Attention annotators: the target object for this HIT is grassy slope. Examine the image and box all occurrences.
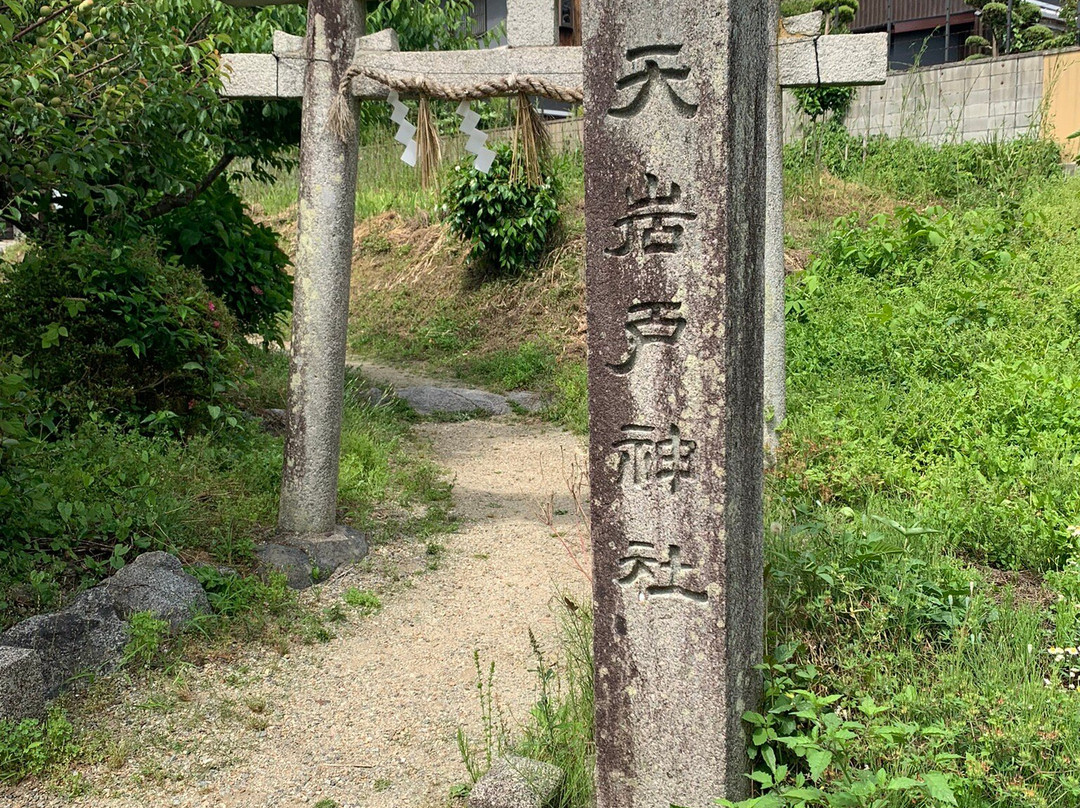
[343,142,1080,804]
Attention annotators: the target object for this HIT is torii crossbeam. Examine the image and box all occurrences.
[216,0,886,544]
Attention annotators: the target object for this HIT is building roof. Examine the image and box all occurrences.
[854,0,1063,31]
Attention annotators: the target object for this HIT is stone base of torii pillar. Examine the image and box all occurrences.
[216,0,885,557]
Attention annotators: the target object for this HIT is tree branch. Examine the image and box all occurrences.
[9,2,79,44]
[185,13,212,46]
[144,152,235,221]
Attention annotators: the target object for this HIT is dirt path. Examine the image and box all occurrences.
[4,393,589,808]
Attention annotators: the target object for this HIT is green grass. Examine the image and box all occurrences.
[0,347,455,786]
[245,129,1080,805]
[238,144,436,220]
[343,587,382,614]
[441,138,1080,807]
[779,186,1080,571]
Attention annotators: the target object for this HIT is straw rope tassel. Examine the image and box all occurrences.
[510,93,549,185]
[415,96,442,188]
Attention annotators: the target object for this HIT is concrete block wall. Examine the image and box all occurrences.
[782,49,1079,148]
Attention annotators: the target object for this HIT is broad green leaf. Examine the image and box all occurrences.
[805,748,832,783]
[922,772,957,806]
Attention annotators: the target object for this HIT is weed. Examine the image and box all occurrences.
[451,342,557,392]
[323,603,348,624]
[122,612,171,669]
[448,782,471,800]
[343,587,382,614]
[516,600,594,808]
[457,651,507,783]
[298,613,335,644]
[426,539,445,570]
[0,709,79,784]
[313,800,339,808]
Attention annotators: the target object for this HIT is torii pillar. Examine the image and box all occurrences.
[280,0,366,537]
[222,0,366,537]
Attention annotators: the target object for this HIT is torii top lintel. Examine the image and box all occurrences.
[217,7,887,99]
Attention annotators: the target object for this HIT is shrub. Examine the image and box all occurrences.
[443,146,561,277]
[157,179,292,342]
[0,235,239,420]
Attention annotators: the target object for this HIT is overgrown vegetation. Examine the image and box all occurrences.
[785,124,1062,211]
[0,0,462,791]
[347,149,585,424]
[418,126,1080,805]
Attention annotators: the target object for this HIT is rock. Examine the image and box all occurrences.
[255,543,316,590]
[506,391,545,413]
[288,526,369,575]
[100,551,210,632]
[0,647,46,721]
[0,587,128,698]
[256,526,369,589]
[397,386,511,416]
[468,756,564,808]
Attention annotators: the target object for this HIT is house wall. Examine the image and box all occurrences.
[1044,50,1080,160]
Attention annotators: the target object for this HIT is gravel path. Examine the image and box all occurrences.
[3,414,589,808]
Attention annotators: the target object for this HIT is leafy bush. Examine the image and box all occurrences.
[0,355,38,471]
[818,206,949,278]
[0,235,237,419]
[444,146,561,277]
[792,86,854,124]
[0,0,304,236]
[157,179,292,341]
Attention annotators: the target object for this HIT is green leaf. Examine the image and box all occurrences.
[805,748,832,782]
[921,772,957,806]
[887,777,920,790]
[781,787,824,799]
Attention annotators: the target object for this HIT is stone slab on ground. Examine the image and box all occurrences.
[0,587,129,698]
[398,386,512,416]
[0,646,46,721]
[468,756,564,808]
[100,551,210,632]
[256,525,370,589]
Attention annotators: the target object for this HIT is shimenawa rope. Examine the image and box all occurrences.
[327,63,583,142]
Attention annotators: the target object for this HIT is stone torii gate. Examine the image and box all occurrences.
[216,0,885,544]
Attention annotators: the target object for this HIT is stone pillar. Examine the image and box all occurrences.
[582,1,767,805]
[764,0,786,454]
[279,0,366,536]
